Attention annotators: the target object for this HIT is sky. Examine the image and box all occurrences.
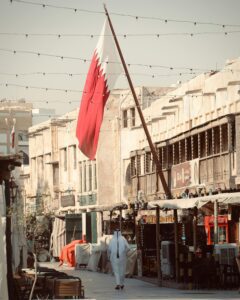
[0,0,240,117]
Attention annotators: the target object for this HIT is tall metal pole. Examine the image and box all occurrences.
[104,5,171,199]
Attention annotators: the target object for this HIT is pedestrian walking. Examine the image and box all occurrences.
[108,229,130,290]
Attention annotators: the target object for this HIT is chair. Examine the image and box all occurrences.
[13,273,44,300]
[52,277,84,299]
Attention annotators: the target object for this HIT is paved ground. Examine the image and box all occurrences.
[40,262,240,300]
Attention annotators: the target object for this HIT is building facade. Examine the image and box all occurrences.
[25,87,170,245]
[127,58,240,252]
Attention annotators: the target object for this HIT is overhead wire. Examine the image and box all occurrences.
[10,0,240,29]
[0,31,240,38]
[0,71,197,78]
[0,48,216,72]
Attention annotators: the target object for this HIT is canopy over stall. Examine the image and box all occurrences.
[147,192,240,210]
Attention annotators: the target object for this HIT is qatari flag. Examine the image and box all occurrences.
[76,19,121,159]
[11,123,15,149]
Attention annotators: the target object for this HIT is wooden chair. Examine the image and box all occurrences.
[13,273,44,300]
[53,277,84,299]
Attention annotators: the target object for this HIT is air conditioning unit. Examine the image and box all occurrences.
[161,241,175,278]
[214,243,238,265]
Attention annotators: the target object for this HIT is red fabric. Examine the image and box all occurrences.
[11,125,15,148]
[59,239,85,267]
[76,51,109,160]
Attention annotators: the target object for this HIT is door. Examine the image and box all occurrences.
[65,214,82,244]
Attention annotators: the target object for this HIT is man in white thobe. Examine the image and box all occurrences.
[108,229,130,290]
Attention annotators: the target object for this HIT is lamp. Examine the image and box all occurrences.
[9,178,18,200]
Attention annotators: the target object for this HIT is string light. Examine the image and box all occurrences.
[1,31,240,38]
[0,71,198,78]
[0,48,215,72]
[1,82,81,93]
[0,82,208,99]
[11,0,103,15]
[10,0,240,29]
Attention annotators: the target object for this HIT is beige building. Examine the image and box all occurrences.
[127,58,240,204]
[26,87,170,244]
[26,54,240,246]
[0,99,32,160]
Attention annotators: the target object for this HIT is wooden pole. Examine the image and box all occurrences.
[174,209,179,282]
[100,211,104,236]
[119,208,122,231]
[193,207,197,252]
[214,200,218,244]
[103,5,171,199]
[155,206,161,286]
[109,211,112,234]
[5,179,14,300]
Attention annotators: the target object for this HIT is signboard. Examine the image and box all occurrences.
[171,158,199,189]
[61,195,75,207]
[142,214,174,224]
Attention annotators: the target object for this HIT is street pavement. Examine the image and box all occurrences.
[40,262,240,300]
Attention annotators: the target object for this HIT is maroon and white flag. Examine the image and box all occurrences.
[76,19,121,160]
[11,123,15,149]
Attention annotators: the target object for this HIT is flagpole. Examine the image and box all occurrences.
[103,5,171,199]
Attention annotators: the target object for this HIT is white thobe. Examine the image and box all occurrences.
[108,230,130,286]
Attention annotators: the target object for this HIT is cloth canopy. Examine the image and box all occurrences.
[147,192,240,210]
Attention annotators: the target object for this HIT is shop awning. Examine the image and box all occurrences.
[148,197,203,210]
[87,202,128,212]
[58,202,128,213]
[147,192,240,210]
[57,206,87,214]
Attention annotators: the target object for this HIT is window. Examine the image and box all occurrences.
[122,110,128,128]
[180,140,185,163]
[173,143,179,165]
[207,129,213,156]
[63,148,67,171]
[163,147,167,169]
[88,163,92,191]
[130,107,135,127]
[157,147,162,168]
[93,160,97,189]
[186,137,191,161]
[73,145,77,169]
[168,145,173,167]
[199,132,206,158]
[79,162,82,193]
[83,161,87,192]
[18,131,28,142]
[214,127,220,154]
[145,152,151,173]
[192,135,198,159]
[137,155,141,175]
[221,124,228,152]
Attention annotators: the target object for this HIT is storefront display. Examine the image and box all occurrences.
[204,215,228,245]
